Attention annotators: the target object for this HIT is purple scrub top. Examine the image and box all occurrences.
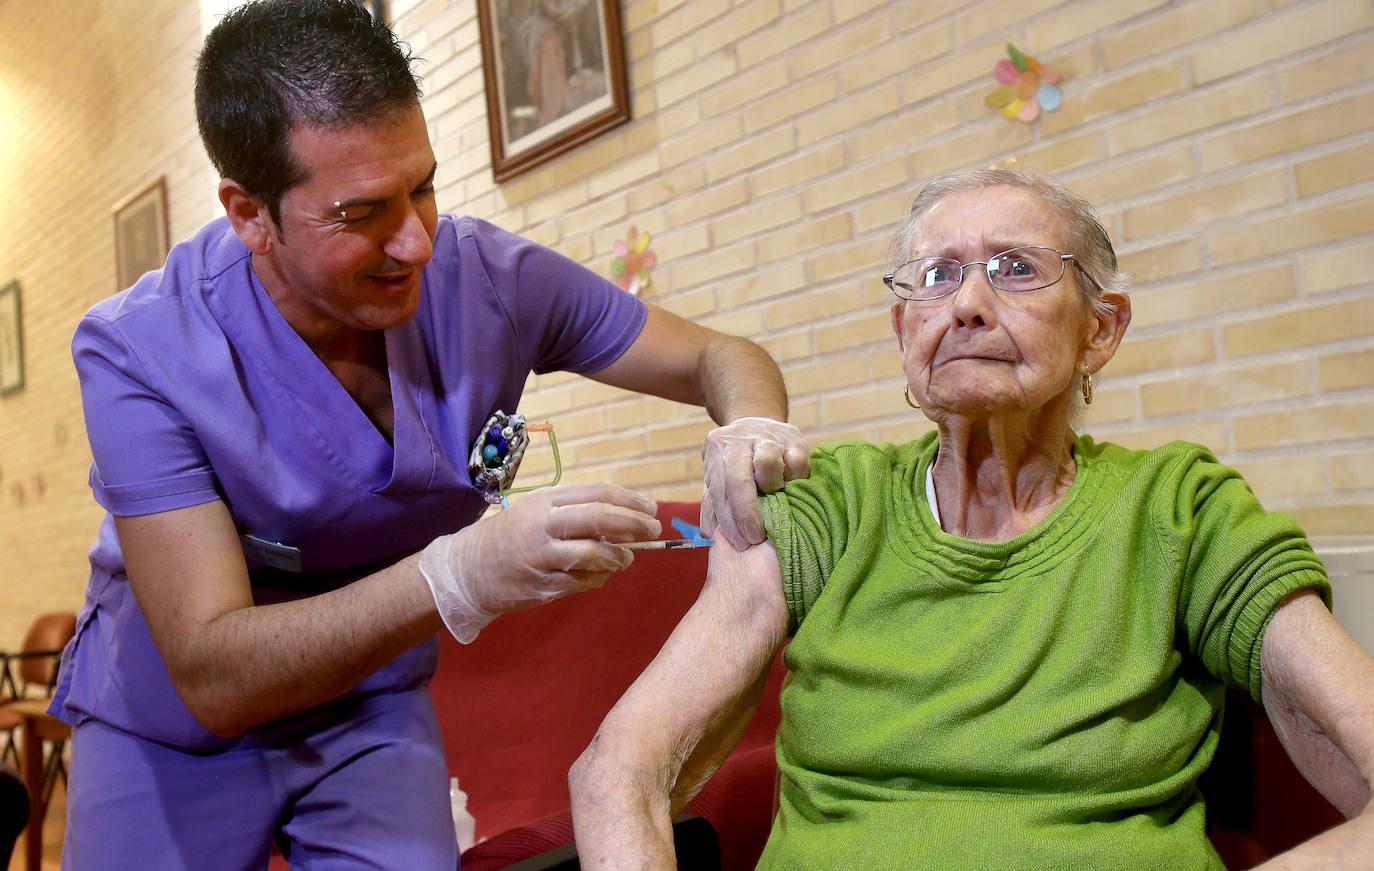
[52,215,647,751]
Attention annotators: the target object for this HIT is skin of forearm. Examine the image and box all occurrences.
[570,735,678,869]
[1254,808,1374,869]
[698,334,788,424]
[175,553,443,736]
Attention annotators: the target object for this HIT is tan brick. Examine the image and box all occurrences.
[1199,91,1374,172]
[716,262,808,307]
[1230,454,1327,499]
[705,125,796,182]
[610,397,683,429]
[839,24,954,94]
[1027,0,1171,51]
[1302,240,1374,295]
[1040,60,1188,137]
[1108,328,1215,376]
[1319,349,1374,392]
[901,47,995,104]
[645,419,716,453]
[1061,146,1194,205]
[546,407,608,440]
[694,0,782,56]
[1100,420,1227,454]
[802,155,909,214]
[639,38,697,85]
[956,0,1068,44]
[807,235,889,285]
[1234,401,1374,450]
[878,416,939,445]
[1288,502,1374,536]
[664,178,749,226]
[628,166,707,212]
[712,194,804,245]
[1004,131,1108,176]
[1085,385,1138,425]
[905,121,1035,178]
[1296,140,1374,199]
[1279,35,1374,102]
[1192,0,1374,85]
[545,131,627,185]
[1122,168,1287,241]
[760,327,815,364]
[783,355,869,396]
[834,0,888,23]
[700,60,789,117]
[577,433,649,466]
[1109,76,1273,154]
[1210,193,1374,266]
[790,14,888,80]
[758,213,853,264]
[1131,264,1296,330]
[751,142,847,197]
[745,73,840,132]
[822,381,910,425]
[1331,451,1374,491]
[517,385,576,418]
[670,241,755,290]
[766,282,865,330]
[1141,360,1309,417]
[649,0,729,48]
[655,51,737,107]
[1224,297,1374,358]
[1100,0,1263,69]
[616,457,692,489]
[652,223,711,260]
[846,98,962,164]
[816,310,896,354]
[570,378,633,407]
[660,114,744,169]
[736,3,831,69]
[896,0,967,32]
[797,83,901,146]
[588,149,662,199]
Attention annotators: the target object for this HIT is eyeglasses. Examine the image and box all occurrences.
[883,245,1103,301]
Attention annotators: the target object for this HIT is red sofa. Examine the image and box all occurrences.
[279,501,1341,869]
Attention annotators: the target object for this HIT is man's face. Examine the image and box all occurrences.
[259,104,439,336]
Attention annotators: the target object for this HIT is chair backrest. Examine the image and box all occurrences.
[17,612,77,690]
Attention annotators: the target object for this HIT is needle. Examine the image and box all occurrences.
[621,538,714,551]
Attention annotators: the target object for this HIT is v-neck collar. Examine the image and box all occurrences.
[207,256,439,494]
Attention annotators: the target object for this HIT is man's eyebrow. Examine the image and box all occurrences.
[332,164,439,209]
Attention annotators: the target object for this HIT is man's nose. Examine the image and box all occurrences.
[386,204,433,266]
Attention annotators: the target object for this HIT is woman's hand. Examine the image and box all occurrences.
[420,483,661,642]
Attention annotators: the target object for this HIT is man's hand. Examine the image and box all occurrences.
[700,417,810,548]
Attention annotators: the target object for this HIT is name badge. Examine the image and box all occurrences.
[241,534,304,574]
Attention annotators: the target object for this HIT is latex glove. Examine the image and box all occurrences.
[420,483,661,643]
[700,416,810,549]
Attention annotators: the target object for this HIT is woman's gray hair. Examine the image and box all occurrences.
[892,169,1128,318]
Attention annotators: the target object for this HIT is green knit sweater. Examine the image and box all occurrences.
[756,434,1330,871]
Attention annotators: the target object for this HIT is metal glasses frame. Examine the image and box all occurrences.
[883,246,1106,301]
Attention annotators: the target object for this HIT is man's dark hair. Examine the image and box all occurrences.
[195,0,423,228]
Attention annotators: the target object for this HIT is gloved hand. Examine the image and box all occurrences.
[700,416,810,549]
[420,483,661,643]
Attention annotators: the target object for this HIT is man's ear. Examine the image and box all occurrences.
[219,178,276,255]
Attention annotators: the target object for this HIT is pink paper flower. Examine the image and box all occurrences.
[610,226,656,295]
[986,43,1063,123]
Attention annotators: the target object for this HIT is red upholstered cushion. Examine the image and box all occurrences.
[428,501,785,845]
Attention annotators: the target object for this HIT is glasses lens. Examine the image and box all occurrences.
[893,258,961,299]
[987,247,1062,292]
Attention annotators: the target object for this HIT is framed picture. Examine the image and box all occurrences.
[0,280,23,396]
[113,177,170,290]
[476,0,630,183]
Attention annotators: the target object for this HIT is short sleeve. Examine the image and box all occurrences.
[759,447,852,634]
[72,314,220,516]
[467,218,647,375]
[1160,446,1332,702]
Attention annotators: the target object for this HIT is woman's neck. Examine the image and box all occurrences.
[930,408,1077,543]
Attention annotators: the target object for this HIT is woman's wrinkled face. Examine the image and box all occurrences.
[892,187,1097,420]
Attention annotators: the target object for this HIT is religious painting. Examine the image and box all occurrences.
[113,177,170,290]
[0,280,23,396]
[476,0,630,182]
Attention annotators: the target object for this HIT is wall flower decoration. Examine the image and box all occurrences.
[985,43,1063,123]
[610,226,656,296]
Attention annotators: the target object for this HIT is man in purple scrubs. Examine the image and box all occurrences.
[50,1,808,867]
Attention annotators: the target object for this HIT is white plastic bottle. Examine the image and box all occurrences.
[450,776,477,852]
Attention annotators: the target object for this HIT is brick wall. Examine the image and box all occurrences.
[1,0,1371,648]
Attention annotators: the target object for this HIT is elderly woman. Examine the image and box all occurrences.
[569,170,1374,869]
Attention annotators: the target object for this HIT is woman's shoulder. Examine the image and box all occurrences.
[1078,435,1222,476]
[808,432,936,481]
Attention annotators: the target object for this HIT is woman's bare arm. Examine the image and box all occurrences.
[570,536,789,869]
[1254,591,1374,868]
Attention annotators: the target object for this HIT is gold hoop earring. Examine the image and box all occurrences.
[1081,370,1094,406]
[904,385,920,409]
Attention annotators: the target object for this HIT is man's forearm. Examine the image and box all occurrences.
[698,334,787,424]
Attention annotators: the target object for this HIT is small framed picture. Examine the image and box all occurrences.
[476,0,631,183]
[0,280,23,396]
[113,177,170,290]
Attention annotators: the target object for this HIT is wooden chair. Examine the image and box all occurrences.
[0,612,77,817]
